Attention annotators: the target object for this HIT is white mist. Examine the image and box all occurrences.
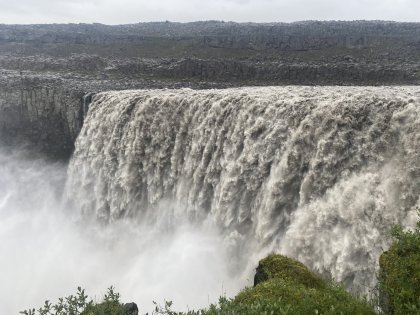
[0,149,246,314]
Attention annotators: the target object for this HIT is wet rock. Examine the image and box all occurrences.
[124,302,139,315]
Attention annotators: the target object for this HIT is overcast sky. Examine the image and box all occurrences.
[0,0,419,24]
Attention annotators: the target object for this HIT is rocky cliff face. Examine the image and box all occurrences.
[1,21,419,50]
[0,73,82,158]
[0,21,419,159]
[0,71,229,159]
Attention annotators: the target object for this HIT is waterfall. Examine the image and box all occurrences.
[67,86,420,294]
[82,92,96,119]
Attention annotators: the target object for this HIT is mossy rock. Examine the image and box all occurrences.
[231,254,375,315]
[378,221,420,315]
[253,254,324,289]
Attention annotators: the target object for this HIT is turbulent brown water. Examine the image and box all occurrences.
[67,86,420,294]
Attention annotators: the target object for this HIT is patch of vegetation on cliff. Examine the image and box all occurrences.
[152,254,375,315]
[21,254,376,315]
[201,255,374,315]
[252,254,325,288]
[378,212,420,315]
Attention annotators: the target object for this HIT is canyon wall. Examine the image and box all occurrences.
[0,21,419,158]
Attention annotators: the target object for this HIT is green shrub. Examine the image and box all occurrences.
[215,254,374,315]
[20,287,129,315]
[153,254,375,315]
[232,276,374,315]
[253,254,325,288]
[23,254,377,315]
[378,211,420,315]
[82,287,128,315]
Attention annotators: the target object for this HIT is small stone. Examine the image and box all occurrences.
[124,302,139,315]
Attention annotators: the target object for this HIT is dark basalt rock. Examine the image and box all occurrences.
[0,21,419,160]
[124,302,139,315]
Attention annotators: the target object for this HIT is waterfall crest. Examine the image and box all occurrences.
[67,86,420,293]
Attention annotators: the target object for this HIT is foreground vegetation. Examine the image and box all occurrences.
[22,213,419,315]
[20,287,130,315]
[378,215,420,314]
[20,255,374,315]
[170,254,375,315]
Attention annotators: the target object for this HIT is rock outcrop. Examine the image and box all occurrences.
[123,302,139,315]
[0,21,419,159]
[0,73,82,158]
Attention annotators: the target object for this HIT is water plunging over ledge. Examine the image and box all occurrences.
[67,86,420,293]
[1,86,419,313]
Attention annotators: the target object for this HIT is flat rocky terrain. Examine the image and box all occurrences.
[0,21,419,158]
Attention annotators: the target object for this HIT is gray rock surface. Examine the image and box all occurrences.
[123,302,138,315]
[0,71,228,159]
[0,21,419,159]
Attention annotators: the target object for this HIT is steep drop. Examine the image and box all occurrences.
[67,86,420,293]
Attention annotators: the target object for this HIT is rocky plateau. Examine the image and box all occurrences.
[0,21,419,159]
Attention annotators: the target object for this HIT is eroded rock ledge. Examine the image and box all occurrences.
[1,21,419,159]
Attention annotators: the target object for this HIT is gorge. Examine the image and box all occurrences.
[0,21,419,314]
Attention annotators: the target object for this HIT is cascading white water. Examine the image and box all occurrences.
[67,86,420,295]
[1,86,419,313]
[0,148,242,314]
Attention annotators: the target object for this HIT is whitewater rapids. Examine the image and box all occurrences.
[67,86,420,294]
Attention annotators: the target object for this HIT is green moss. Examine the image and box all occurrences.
[231,277,374,314]
[379,215,420,315]
[227,254,375,315]
[21,254,379,315]
[147,255,376,315]
[253,254,325,288]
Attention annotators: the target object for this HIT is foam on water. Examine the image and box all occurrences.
[1,86,419,313]
[68,86,419,293]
